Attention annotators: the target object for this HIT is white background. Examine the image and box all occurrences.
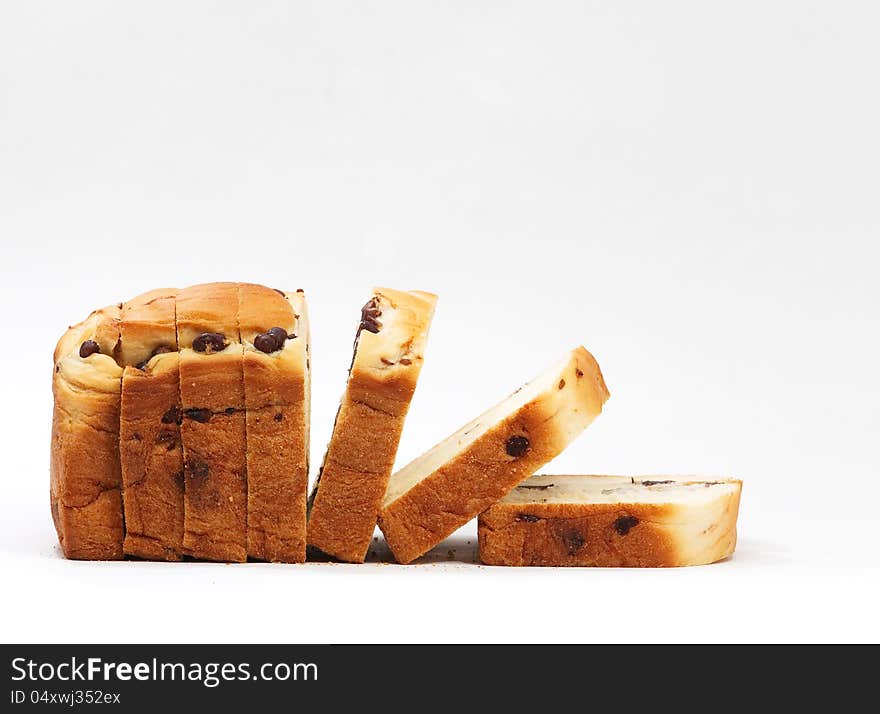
[1,1,878,643]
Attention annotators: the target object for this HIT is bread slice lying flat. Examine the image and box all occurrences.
[308,288,436,563]
[378,346,609,564]
[119,288,184,561]
[239,285,310,563]
[176,283,248,562]
[51,304,125,560]
[478,475,742,567]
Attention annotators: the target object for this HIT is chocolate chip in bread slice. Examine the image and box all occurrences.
[478,475,742,566]
[378,346,609,564]
[118,288,184,561]
[175,283,247,562]
[51,304,125,560]
[238,284,310,562]
[307,288,437,563]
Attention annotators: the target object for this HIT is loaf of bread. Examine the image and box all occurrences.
[307,288,436,562]
[51,282,310,562]
[378,346,609,564]
[240,285,310,563]
[119,288,184,561]
[478,475,742,567]
[51,305,125,560]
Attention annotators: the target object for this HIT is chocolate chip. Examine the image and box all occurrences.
[287,333,297,340]
[399,358,412,366]
[641,480,674,486]
[253,333,278,353]
[273,413,283,422]
[516,513,541,522]
[225,406,237,415]
[613,515,639,536]
[161,405,182,425]
[359,297,383,334]
[79,340,101,358]
[192,332,227,353]
[184,408,212,423]
[156,431,177,450]
[575,368,584,378]
[186,459,209,479]
[561,529,586,555]
[267,326,288,344]
[380,357,394,365]
[518,483,555,491]
[505,435,530,458]
[132,432,142,441]
[558,378,566,390]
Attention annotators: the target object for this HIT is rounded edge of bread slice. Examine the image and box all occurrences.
[51,304,125,560]
[478,475,742,567]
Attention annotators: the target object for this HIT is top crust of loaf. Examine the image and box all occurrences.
[118,288,178,367]
[176,282,241,347]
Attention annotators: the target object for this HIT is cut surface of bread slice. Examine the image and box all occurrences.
[308,288,436,563]
[239,284,310,562]
[478,475,742,567]
[51,304,124,560]
[176,283,247,562]
[119,288,184,561]
[378,346,609,564]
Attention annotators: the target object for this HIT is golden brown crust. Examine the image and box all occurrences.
[176,283,247,562]
[239,284,309,562]
[478,479,742,567]
[378,347,609,564]
[119,289,184,561]
[50,305,124,560]
[307,288,436,563]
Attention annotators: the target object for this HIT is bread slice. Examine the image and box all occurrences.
[239,284,310,562]
[308,288,436,563]
[175,283,247,562]
[50,304,124,560]
[478,475,742,567]
[378,346,609,564]
[119,288,184,561]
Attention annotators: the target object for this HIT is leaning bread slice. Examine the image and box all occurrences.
[478,475,742,567]
[239,284,310,562]
[119,288,184,561]
[176,283,247,562]
[308,288,437,563]
[51,304,124,560]
[378,346,609,564]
